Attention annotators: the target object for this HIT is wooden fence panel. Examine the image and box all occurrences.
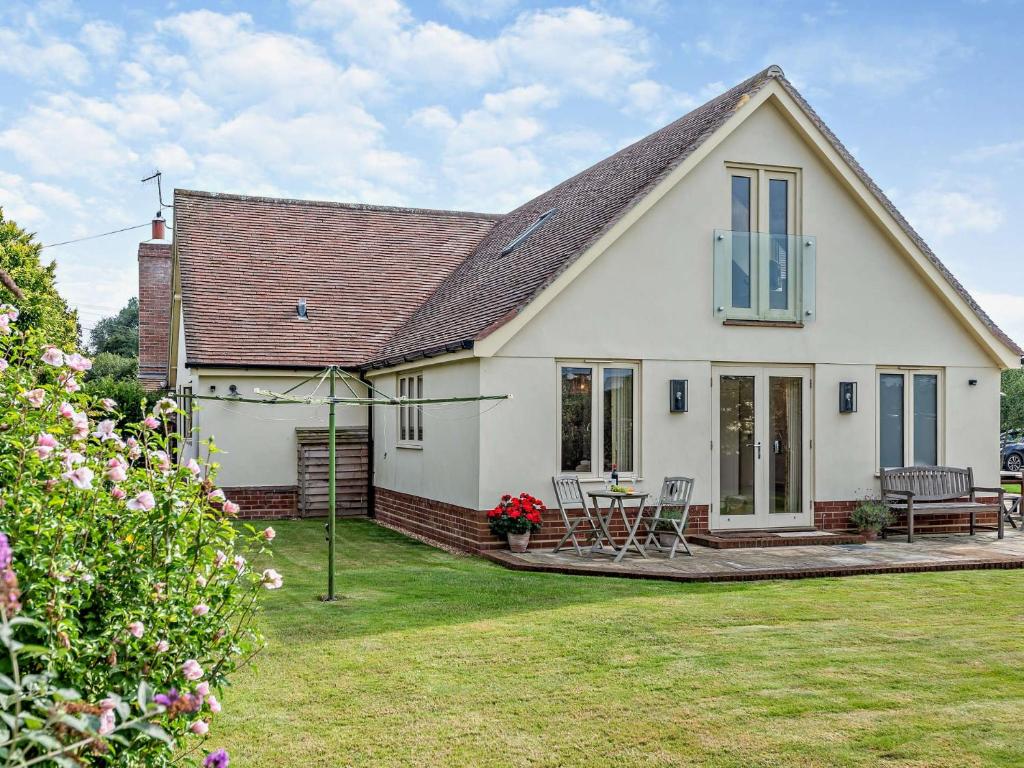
[296,427,369,518]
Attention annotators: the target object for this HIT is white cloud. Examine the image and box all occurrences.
[291,1,650,96]
[955,140,1024,164]
[442,0,518,20]
[0,26,89,84]
[78,21,124,58]
[624,79,697,124]
[904,186,1004,239]
[0,171,83,229]
[973,291,1024,348]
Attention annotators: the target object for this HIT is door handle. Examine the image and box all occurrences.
[745,441,762,459]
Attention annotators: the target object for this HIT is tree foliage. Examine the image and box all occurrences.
[0,208,78,350]
[90,298,138,358]
[1001,369,1024,434]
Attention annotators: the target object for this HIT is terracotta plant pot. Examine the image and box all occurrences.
[861,529,879,541]
[507,532,530,553]
[658,532,677,549]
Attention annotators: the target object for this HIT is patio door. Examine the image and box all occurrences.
[711,366,812,529]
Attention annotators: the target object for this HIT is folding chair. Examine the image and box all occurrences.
[551,475,601,555]
[1003,471,1023,530]
[641,476,694,558]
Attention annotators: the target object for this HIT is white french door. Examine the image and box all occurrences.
[711,366,812,529]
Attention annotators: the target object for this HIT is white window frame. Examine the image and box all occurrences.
[876,368,944,469]
[720,163,803,322]
[397,371,424,448]
[556,361,640,480]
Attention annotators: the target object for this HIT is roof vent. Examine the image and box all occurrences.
[766,64,785,78]
[500,208,558,256]
[296,298,308,320]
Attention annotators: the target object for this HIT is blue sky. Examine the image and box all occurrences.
[1,0,1022,343]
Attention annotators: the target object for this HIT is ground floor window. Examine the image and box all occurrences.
[398,372,423,446]
[878,369,941,468]
[558,362,638,477]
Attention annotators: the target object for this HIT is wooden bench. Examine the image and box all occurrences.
[880,466,1004,543]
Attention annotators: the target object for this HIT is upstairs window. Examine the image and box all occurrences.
[714,165,815,323]
[398,372,423,446]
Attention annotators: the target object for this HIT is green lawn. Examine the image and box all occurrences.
[213,520,1024,767]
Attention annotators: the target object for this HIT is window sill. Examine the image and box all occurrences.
[722,319,804,329]
[397,443,423,451]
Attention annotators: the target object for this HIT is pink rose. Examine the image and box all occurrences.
[71,414,89,441]
[192,603,209,617]
[100,397,117,412]
[155,639,169,653]
[222,500,239,516]
[182,659,203,681]
[232,555,246,573]
[213,550,227,568]
[0,304,17,321]
[23,388,45,408]
[58,372,79,393]
[40,346,64,366]
[93,419,118,442]
[35,433,58,459]
[111,486,126,500]
[142,416,159,430]
[0,316,9,336]
[99,709,115,735]
[0,358,8,373]
[195,682,210,697]
[66,353,92,372]
[186,458,201,477]
[208,489,225,502]
[207,694,221,714]
[62,467,95,490]
[262,526,276,541]
[105,457,128,483]
[261,568,283,590]
[128,621,144,639]
[151,450,172,474]
[126,490,155,511]
[190,720,209,736]
[126,437,141,460]
[58,402,75,420]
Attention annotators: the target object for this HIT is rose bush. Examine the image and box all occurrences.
[0,306,281,766]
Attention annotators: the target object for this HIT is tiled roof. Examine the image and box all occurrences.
[174,190,499,368]
[374,64,1022,362]
[175,65,1021,368]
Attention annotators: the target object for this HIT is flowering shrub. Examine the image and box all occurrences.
[0,307,282,766]
[0,532,173,765]
[487,493,546,537]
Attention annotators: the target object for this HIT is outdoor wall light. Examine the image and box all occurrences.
[228,384,240,398]
[839,381,857,413]
[670,379,688,413]
[968,379,978,386]
[208,385,216,393]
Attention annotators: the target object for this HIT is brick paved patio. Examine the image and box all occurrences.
[482,528,1024,582]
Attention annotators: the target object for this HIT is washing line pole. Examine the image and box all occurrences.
[327,366,337,602]
[186,372,510,602]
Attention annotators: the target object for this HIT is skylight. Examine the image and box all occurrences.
[500,208,558,256]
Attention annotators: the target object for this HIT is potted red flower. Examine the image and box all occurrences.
[487,492,545,553]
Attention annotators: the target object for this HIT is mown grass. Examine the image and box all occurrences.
[213,519,1024,767]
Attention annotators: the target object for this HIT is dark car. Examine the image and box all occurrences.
[1003,440,1024,472]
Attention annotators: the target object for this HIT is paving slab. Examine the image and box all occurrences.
[482,529,1024,583]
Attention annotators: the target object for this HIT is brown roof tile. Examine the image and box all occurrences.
[174,190,499,368]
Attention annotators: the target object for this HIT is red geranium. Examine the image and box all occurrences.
[487,491,546,537]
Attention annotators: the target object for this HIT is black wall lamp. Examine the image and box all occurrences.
[670,379,688,412]
[839,381,857,413]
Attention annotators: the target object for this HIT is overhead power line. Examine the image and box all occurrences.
[41,223,150,250]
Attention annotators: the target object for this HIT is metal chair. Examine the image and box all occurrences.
[641,476,694,558]
[551,475,600,555]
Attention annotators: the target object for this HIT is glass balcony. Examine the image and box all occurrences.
[713,230,816,323]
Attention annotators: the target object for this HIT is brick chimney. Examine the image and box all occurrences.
[138,217,172,391]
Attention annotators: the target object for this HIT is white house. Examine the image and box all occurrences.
[140,65,1022,551]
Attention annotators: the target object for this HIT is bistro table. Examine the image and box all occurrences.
[586,490,651,563]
